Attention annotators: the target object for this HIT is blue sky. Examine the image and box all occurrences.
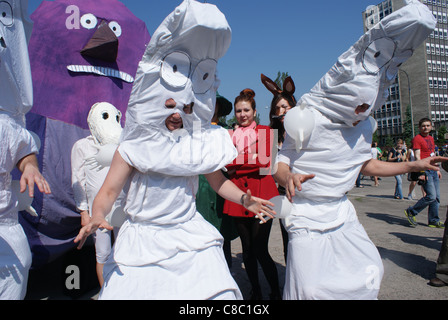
[28,0,378,124]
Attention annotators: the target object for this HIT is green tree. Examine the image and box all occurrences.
[437,125,447,145]
[402,105,414,147]
[385,135,394,148]
[274,71,290,88]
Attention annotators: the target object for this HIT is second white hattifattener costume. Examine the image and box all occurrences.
[71,102,124,265]
[278,0,436,300]
[0,0,38,300]
[98,0,242,300]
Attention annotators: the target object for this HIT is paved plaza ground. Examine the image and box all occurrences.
[25,175,448,300]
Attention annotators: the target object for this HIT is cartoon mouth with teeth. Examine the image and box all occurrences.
[66,18,135,83]
[27,0,150,129]
[22,0,150,269]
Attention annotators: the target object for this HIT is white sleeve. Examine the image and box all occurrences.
[71,139,89,212]
[277,133,296,166]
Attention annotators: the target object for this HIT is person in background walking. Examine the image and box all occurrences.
[388,139,407,199]
[405,118,445,228]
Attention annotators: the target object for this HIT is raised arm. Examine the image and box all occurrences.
[361,156,448,177]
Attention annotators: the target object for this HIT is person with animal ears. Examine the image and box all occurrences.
[74,0,276,300]
[263,74,297,149]
[261,73,297,263]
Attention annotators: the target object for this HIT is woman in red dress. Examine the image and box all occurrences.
[223,89,281,300]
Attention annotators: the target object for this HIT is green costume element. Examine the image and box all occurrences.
[196,175,238,241]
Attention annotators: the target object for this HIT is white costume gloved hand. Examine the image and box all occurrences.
[85,143,118,171]
[11,180,38,217]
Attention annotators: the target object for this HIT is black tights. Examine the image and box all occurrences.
[235,217,280,298]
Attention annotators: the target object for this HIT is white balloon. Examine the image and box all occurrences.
[268,195,293,219]
[284,104,315,152]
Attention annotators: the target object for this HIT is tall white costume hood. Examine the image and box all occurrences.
[289,0,436,131]
[277,1,437,300]
[278,0,437,214]
[0,0,33,122]
[119,0,237,176]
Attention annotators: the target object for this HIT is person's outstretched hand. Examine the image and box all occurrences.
[74,215,113,250]
[243,189,276,224]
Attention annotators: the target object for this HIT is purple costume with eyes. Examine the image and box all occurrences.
[22,0,150,268]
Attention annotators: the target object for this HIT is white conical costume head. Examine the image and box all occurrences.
[123,0,231,136]
[0,0,33,120]
[294,0,436,127]
[87,102,123,146]
[119,0,236,176]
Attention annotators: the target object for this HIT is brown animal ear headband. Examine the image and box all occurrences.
[261,73,296,103]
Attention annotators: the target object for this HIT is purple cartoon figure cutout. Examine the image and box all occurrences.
[23,0,150,268]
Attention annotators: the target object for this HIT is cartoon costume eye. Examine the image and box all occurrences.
[0,1,13,27]
[108,21,122,37]
[362,38,396,74]
[80,13,98,30]
[386,50,412,81]
[192,59,217,94]
[102,112,109,120]
[160,52,191,88]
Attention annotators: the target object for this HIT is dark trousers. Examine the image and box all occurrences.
[436,213,448,283]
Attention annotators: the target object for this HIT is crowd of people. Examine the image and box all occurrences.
[2,0,448,301]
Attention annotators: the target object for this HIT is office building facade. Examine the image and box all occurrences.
[363,0,448,145]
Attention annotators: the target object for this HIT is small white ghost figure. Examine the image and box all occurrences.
[84,102,123,170]
[88,102,123,146]
[72,102,125,227]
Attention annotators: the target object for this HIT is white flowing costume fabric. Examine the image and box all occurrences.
[0,0,37,300]
[278,0,436,300]
[99,0,241,300]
